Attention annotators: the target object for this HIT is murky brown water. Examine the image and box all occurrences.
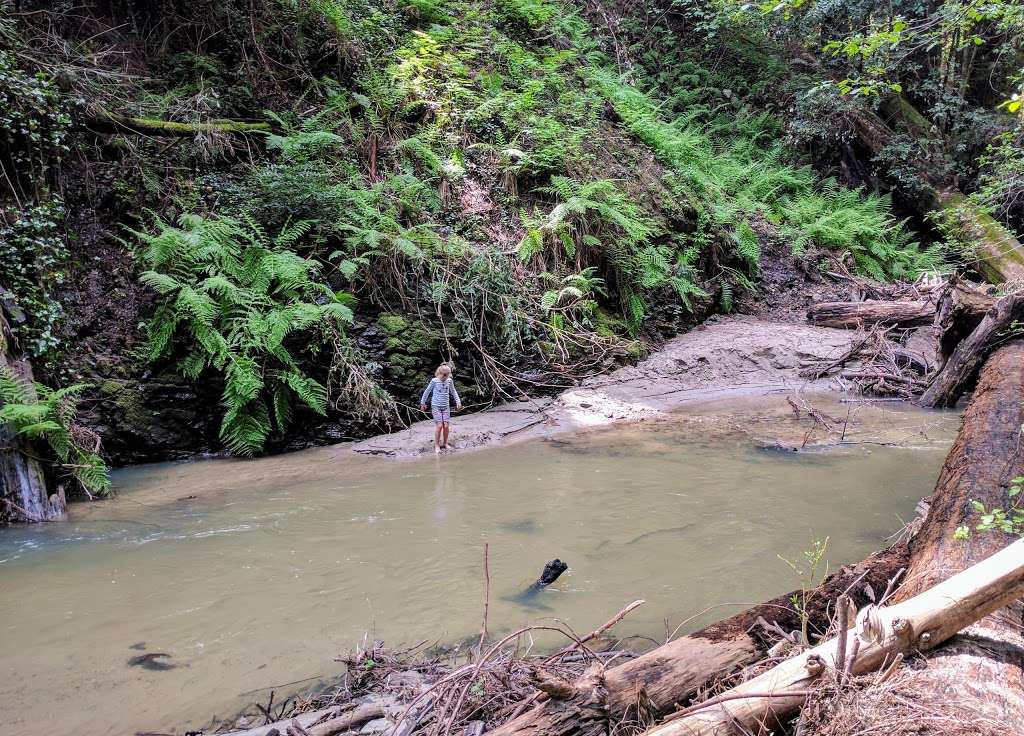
[0,393,957,736]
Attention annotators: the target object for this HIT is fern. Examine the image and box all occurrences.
[0,369,111,496]
[132,213,354,456]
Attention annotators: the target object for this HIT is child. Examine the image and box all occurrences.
[420,363,462,454]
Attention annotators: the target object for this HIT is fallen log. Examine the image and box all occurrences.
[934,276,999,367]
[888,339,1024,727]
[937,191,1024,285]
[806,299,936,329]
[485,543,910,736]
[918,293,1024,407]
[82,112,271,137]
[640,537,1024,736]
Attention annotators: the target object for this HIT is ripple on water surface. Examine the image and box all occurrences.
[0,392,958,736]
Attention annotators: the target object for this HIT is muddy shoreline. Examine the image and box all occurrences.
[352,315,863,458]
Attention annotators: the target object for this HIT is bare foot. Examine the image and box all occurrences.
[434,445,441,455]
[444,444,452,452]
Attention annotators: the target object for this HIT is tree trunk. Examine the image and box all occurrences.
[806,299,937,328]
[919,294,1024,407]
[888,339,1024,727]
[0,354,65,523]
[485,543,910,736]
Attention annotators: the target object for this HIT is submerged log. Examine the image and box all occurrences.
[486,544,909,736]
[919,294,1024,407]
[640,538,1024,736]
[806,299,937,328]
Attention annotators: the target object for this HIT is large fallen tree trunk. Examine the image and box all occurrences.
[889,339,1024,726]
[639,340,1024,736]
[806,299,938,328]
[919,294,1024,407]
[485,543,910,736]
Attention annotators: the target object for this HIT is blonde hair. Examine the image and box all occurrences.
[435,363,452,379]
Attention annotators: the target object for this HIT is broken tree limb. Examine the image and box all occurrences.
[485,542,910,736]
[806,300,937,329]
[641,537,1024,736]
[82,112,271,137]
[934,276,999,366]
[918,294,1024,407]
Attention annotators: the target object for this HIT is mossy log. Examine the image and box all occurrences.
[83,112,271,137]
[936,191,1024,285]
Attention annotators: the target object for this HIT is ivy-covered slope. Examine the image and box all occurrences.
[1,0,952,478]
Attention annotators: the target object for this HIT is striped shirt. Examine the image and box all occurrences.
[421,377,461,411]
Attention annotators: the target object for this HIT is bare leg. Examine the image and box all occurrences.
[434,423,442,453]
[442,422,451,449]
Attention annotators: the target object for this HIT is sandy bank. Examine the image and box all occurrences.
[352,316,861,457]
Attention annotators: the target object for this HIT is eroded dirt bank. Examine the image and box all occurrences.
[352,316,863,457]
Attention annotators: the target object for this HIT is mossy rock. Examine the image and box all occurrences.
[377,313,412,336]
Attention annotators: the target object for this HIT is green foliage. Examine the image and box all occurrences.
[132,213,354,455]
[0,200,68,358]
[494,0,558,32]
[591,68,937,281]
[0,366,111,496]
[955,476,1024,539]
[778,183,943,281]
[779,535,830,644]
[974,126,1024,236]
[0,49,74,197]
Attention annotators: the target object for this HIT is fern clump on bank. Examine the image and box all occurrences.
[133,214,356,455]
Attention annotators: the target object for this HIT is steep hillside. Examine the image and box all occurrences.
[2,0,1019,512]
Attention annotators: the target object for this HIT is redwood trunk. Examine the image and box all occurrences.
[889,340,1024,727]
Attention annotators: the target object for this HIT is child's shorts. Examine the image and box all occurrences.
[432,407,451,423]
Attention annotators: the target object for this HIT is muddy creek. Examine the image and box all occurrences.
[0,393,958,736]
